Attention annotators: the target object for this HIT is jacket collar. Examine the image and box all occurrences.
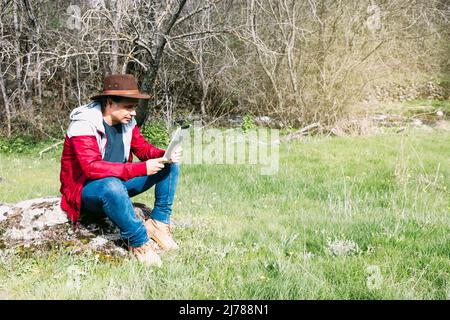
[69,101,105,134]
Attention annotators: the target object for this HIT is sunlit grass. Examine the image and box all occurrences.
[0,128,449,299]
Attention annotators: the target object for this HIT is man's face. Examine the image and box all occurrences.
[107,98,139,125]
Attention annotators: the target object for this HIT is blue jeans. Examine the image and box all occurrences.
[81,163,180,247]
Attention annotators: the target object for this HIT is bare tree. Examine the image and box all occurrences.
[0,0,448,138]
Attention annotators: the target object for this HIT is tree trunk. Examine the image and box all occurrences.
[12,0,25,110]
[199,39,208,115]
[110,0,123,74]
[135,0,188,127]
[0,67,12,137]
[249,0,284,112]
[0,0,11,137]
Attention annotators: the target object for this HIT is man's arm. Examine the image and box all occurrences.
[130,125,166,161]
[71,135,147,181]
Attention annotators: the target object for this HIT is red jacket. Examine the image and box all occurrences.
[60,102,165,223]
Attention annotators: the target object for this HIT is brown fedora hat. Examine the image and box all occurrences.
[90,74,151,100]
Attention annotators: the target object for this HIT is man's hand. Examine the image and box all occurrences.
[169,147,182,164]
[146,158,165,175]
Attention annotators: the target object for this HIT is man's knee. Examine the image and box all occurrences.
[98,177,128,198]
[167,163,180,176]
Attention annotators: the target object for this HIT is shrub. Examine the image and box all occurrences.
[242,114,255,132]
[0,136,39,154]
[140,121,170,149]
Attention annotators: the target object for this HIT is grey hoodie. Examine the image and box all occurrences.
[67,101,136,160]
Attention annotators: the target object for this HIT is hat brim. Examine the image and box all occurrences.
[90,93,151,100]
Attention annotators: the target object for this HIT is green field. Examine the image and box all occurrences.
[0,128,449,299]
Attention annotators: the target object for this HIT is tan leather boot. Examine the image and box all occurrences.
[129,241,162,267]
[144,219,179,251]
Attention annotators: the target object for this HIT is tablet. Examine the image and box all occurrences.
[162,124,191,162]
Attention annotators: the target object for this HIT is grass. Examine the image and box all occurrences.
[404,99,450,108]
[0,127,449,299]
[378,99,450,118]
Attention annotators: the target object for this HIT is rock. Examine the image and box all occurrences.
[228,115,243,126]
[0,204,11,222]
[326,239,359,257]
[88,236,109,249]
[254,116,273,126]
[0,197,162,259]
[436,111,444,117]
[5,197,68,241]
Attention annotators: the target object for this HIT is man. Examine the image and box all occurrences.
[60,74,182,267]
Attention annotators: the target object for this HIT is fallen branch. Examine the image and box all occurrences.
[273,122,320,144]
[38,140,64,158]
